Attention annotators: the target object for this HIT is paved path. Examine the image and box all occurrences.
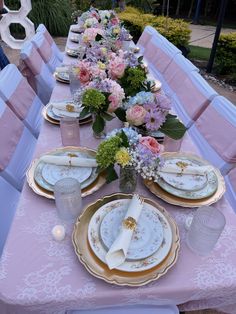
[189,24,235,48]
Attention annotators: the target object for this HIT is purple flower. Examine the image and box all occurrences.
[143,102,156,114]
[137,144,160,167]
[144,110,166,131]
[155,94,171,111]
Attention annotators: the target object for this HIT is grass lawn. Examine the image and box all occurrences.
[188,45,211,60]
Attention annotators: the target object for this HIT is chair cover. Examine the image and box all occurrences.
[31,32,61,73]
[137,26,158,54]
[225,168,236,212]
[188,96,236,175]
[0,99,36,191]
[20,41,55,105]
[171,71,218,127]
[36,24,64,62]
[0,177,20,256]
[67,305,179,314]
[0,45,10,70]
[0,64,43,137]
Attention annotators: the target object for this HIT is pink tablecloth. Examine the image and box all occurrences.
[1,30,236,314]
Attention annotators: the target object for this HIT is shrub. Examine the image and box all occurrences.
[215,32,236,75]
[118,6,190,47]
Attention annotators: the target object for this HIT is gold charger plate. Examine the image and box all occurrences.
[26,146,106,199]
[72,193,180,286]
[42,105,92,126]
[53,72,69,84]
[144,152,226,208]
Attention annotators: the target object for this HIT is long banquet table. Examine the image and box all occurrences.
[1,28,236,314]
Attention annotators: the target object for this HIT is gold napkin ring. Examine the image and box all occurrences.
[66,104,75,112]
[123,217,137,230]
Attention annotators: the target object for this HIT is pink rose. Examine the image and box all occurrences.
[139,136,164,154]
[109,62,126,79]
[111,17,119,25]
[108,94,119,113]
[79,67,91,84]
[126,105,146,126]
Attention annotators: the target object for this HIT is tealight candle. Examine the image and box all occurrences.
[52,225,66,241]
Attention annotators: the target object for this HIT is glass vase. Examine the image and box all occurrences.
[119,165,137,193]
[92,114,107,139]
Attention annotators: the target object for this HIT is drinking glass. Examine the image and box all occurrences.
[69,66,81,100]
[60,117,80,146]
[163,136,183,152]
[186,206,226,255]
[54,178,82,222]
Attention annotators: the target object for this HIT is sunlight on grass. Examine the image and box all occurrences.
[188,45,211,61]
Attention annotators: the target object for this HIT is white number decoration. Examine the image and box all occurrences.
[0,0,35,49]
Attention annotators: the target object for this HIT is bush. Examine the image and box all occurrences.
[118,6,190,47]
[215,32,236,75]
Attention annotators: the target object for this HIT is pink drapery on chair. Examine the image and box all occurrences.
[137,26,157,54]
[0,98,36,191]
[31,32,61,73]
[20,41,55,105]
[36,24,64,62]
[0,64,43,138]
[225,168,236,212]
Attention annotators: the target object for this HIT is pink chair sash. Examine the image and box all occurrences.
[24,47,44,77]
[196,105,236,163]
[6,79,35,120]
[228,168,236,191]
[18,60,37,93]
[143,41,158,62]
[153,49,172,74]
[138,31,152,47]
[164,60,187,86]
[38,39,52,63]
[0,107,24,171]
[44,30,54,45]
[174,76,210,121]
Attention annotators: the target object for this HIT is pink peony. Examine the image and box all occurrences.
[108,94,120,112]
[126,105,146,126]
[139,136,164,154]
[111,17,120,25]
[79,67,91,84]
[108,58,126,79]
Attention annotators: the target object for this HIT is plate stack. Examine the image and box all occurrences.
[145,152,226,208]
[54,69,70,84]
[27,147,106,199]
[72,194,180,286]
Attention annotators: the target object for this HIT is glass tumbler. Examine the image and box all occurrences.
[69,66,81,100]
[186,206,226,256]
[54,178,82,222]
[60,117,80,146]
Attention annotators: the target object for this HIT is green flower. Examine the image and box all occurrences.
[82,89,106,110]
[127,67,146,89]
[96,136,122,169]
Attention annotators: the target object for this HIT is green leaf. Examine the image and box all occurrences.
[92,115,105,134]
[95,34,103,41]
[119,130,129,147]
[106,165,118,183]
[79,106,90,118]
[138,56,143,63]
[114,107,127,122]
[101,112,114,121]
[159,116,187,140]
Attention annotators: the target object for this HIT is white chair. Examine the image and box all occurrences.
[20,41,55,105]
[0,98,36,191]
[170,71,218,128]
[137,26,158,55]
[67,305,179,314]
[225,168,236,212]
[31,31,61,73]
[0,177,20,256]
[36,24,64,62]
[188,96,236,175]
[0,64,43,138]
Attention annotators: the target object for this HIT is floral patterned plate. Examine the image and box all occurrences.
[155,156,218,200]
[100,205,164,261]
[159,158,208,192]
[34,150,98,192]
[88,198,172,272]
[54,71,69,82]
[70,34,80,43]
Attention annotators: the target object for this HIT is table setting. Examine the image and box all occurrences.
[1,7,236,314]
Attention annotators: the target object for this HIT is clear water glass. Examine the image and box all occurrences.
[69,66,81,99]
[60,117,80,146]
[163,136,183,152]
[54,178,82,222]
[186,206,226,256]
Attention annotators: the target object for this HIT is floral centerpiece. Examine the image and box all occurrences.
[96,128,163,187]
[80,79,125,135]
[122,91,187,140]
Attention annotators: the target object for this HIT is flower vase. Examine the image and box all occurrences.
[119,165,137,193]
[92,114,107,139]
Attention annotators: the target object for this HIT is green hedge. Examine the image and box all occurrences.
[118,7,190,47]
[215,32,236,75]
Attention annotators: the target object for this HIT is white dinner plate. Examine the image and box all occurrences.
[100,205,164,261]
[88,198,172,272]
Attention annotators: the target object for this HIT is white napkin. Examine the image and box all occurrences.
[159,163,214,176]
[105,194,144,270]
[40,155,97,167]
[51,102,82,113]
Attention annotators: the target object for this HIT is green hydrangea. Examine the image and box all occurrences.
[82,89,106,110]
[96,136,122,169]
[127,67,146,89]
